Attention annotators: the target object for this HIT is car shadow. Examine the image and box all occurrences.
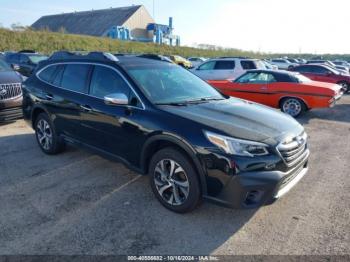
[297,94,350,125]
[0,133,258,255]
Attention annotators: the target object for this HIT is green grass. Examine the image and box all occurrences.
[0,28,349,60]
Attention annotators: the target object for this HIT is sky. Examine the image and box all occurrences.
[0,0,349,54]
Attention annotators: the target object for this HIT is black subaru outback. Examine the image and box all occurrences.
[22,52,309,213]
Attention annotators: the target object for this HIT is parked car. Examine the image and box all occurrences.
[169,55,192,69]
[22,52,309,213]
[0,58,23,122]
[290,64,350,93]
[5,50,48,77]
[208,70,343,117]
[187,57,207,67]
[191,57,265,81]
[306,60,336,67]
[286,58,300,64]
[333,61,350,72]
[262,60,278,70]
[270,59,298,70]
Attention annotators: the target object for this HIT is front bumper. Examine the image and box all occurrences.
[0,96,23,122]
[203,149,310,209]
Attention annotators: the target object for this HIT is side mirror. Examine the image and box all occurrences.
[104,93,129,106]
[11,64,20,71]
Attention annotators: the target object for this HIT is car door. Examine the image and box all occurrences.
[192,60,216,80]
[233,72,271,104]
[37,63,92,139]
[212,60,236,80]
[311,66,335,83]
[81,64,145,161]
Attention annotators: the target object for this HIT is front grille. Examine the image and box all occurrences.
[277,132,308,167]
[0,83,22,100]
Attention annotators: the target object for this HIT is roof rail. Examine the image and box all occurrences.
[49,51,119,62]
[217,56,251,59]
[137,54,173,63]
[19,50,37,53]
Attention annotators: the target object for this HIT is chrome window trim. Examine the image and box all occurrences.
[36,62,146,110]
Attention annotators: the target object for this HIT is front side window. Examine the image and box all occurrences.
[90,66,130,99]
[127,65,224,104]
[312,66,330,74]
[214,61,235,70]
[198,61,216,70]
[61,64,91,93]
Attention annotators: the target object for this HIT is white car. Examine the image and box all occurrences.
[188,57,207,67]
[270,59,298,70]
[191,57,265,81]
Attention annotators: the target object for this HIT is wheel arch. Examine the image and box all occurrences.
[278,96,309,110]
[31,105,50,128]
[140,133,208,195]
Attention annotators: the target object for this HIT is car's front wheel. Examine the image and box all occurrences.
[35,113,65,154]
[280,97,306,117]
[337,81,349,93]
[149,147,201,213]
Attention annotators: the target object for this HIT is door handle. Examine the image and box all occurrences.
[80,105,92,112]
[260,86,268,90]
[45,93,53,100]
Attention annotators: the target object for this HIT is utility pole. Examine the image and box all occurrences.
[153,0,155,19]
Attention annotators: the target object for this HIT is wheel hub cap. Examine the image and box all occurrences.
[154,159,189,206]
[37,119,52,150]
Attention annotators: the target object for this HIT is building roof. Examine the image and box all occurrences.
[31,5,142,36]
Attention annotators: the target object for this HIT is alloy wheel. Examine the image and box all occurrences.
[283,98,302,117]
[154,159,190,206]
[36,119,53,151]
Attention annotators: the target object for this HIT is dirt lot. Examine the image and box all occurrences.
[0,95,349,255]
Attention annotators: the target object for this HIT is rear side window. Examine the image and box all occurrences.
[38,65,57,83]
[6,54,19,64]
[52,65,65,86]
[214,61,235,70]
[61,64,91,93]
[241,60,257,70]
[293,66,312,73]
[89,66,130,99]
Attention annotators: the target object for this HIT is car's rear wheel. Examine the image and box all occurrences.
[149,147,201,213]
[280,98,306,117]
[35,113,65,154]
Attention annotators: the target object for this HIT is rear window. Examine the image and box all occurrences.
[241,60,257,70]
[214,61,235,70]
[61,64,91,93]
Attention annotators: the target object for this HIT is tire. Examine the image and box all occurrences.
[337,81,349,93]
[149,147,201,213]
[280,97,306,118]
[34,113,65,154]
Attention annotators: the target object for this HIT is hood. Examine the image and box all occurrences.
[0,70,22,84]
[160,98,304,145]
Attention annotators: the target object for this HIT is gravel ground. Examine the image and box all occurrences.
[0,95,349,255]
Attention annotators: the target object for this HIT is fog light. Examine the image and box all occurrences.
[244,190,263,205]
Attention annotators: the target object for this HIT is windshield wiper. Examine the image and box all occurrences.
[183,97,225,104]
[155,102,188,106]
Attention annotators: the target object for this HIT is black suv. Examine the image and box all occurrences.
[0,57,23,122]
[5,50,48,77]
[22,52,310,213]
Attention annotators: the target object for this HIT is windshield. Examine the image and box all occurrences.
[0,59,11,71]
[127,65,224,104]
[28,55,48,64]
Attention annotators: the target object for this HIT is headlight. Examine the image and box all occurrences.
[204,131,269,157]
